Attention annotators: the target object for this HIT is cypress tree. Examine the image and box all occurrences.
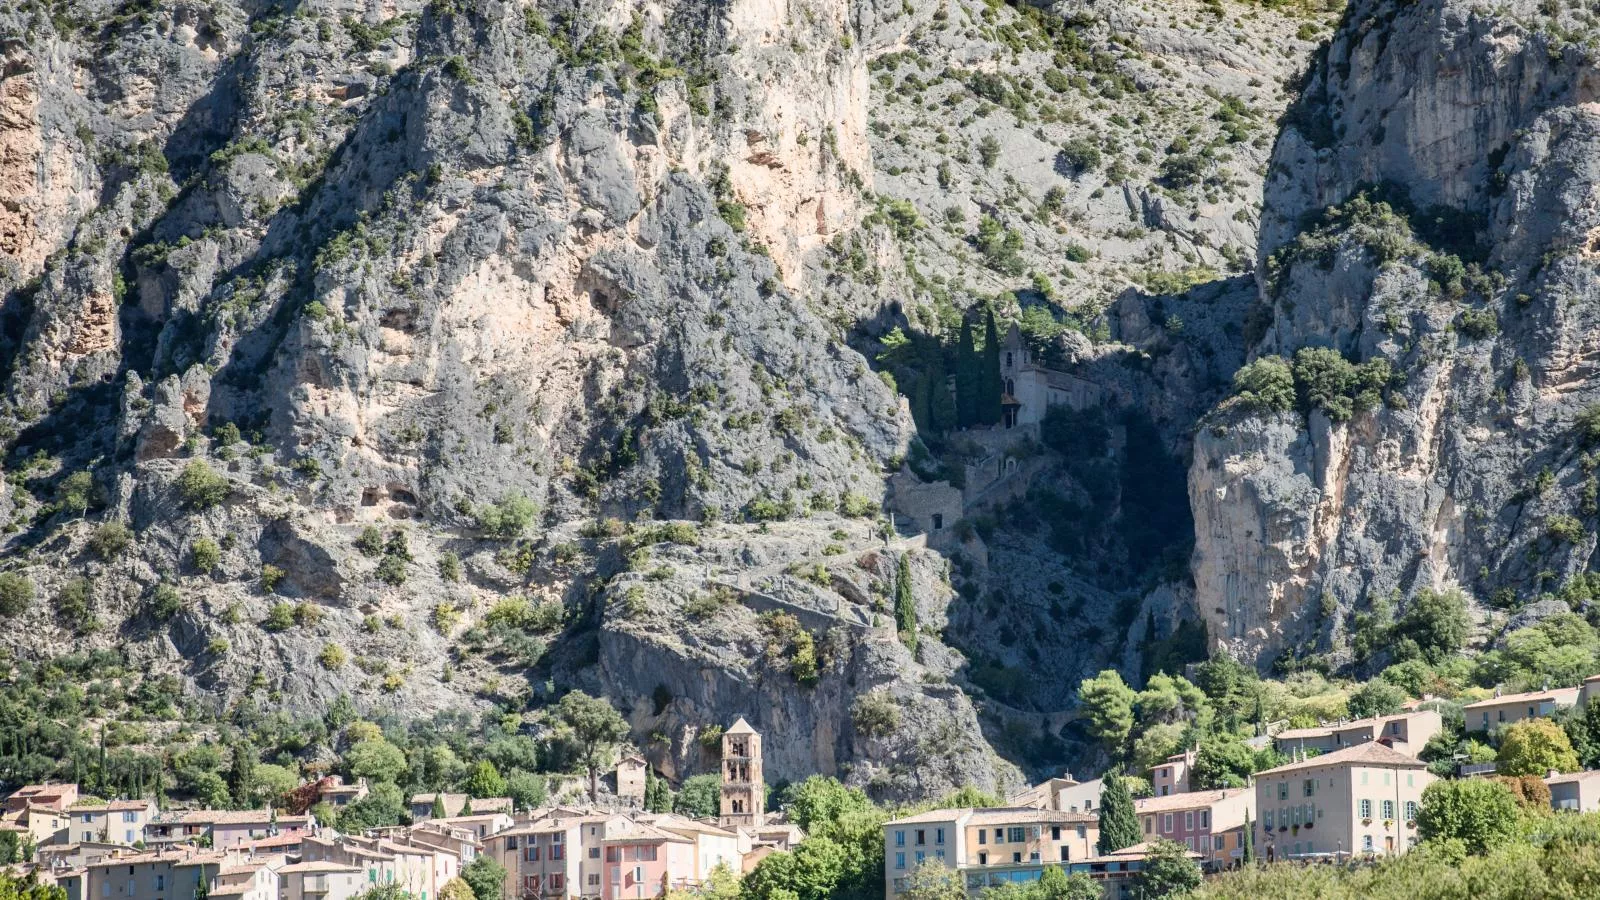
[895,553,918,655]
[981,308,1003,425]
[926,336,956,434]
[1242,808,1255,865]
[228,740,256,808]
[1096,774,1140,854]
[955,319,980,428]
[431,794,446,819]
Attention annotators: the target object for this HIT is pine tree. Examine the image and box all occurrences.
[895,553,918,655]
[955,319,980,428]
[1096,774,1140,855]
[981,308,1003,425]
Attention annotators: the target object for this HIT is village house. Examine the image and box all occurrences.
[207,810,315,851]
[997,324,1103,429]
[482,819,582,900]
[881,807,1099,896]
[615,755,649,808]
[317,777,369,810]
[429,812,513,841]
[1150,750,1196,797]
[601,816,697,900]
[1273,709,1444,757]
[59,847,239,900]
[66,799,156,846]
[1252,743,1433,861]
[209,857,283,900]
[2,803,71,847]
[1545,769,1600,813]
[1007,775,1102,815]
[277,860,366,900]
[3,784,79,814]
[1463,686,1581,733]
[1133,788,1252,870]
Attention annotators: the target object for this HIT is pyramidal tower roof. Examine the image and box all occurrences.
[726,717,757,735]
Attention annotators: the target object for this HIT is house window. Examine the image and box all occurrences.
[1007,828,1025,843]
[588,875,599,886]
[589,848,600,859]
[551,875,564,892]
[977,831,986,846]
[1028,852,1040,862]
[1199,811,1209,829]
[1277,783,1287,800]
[1359,800,1372,819]
[935,828,944,845]
[1363,836,1374,852]
[1404,801,1418,822]
[1381,801,1395,820]
[895,832,905,847]
[1144,817,1152,834]
[633,867,644,884]
[1304,779,1316,797]
[1005,353,1013,368]
[994,829,1004,843]
[1185,812,1194,831]
[1011,853,1021,864]
[915,830,926,846]
[895,853,905,870]
[914,852,925,864]
[977,852,986,866]
[1162,815,1172,834]
[1050,826,1060,841]
[931,514,943,530]
[1263,811,1273,829]
[1076,826,1085,839]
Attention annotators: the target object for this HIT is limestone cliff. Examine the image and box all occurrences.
[1192,0,1600,667]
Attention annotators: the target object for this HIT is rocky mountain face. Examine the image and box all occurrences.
[0,0,1385,796]
[1192,0,1600,668]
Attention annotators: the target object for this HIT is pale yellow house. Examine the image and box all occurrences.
[1253,743,1433,861]
[1273,709,1443,758]
[1463,686,1580,733]
[66,799,155,846]
[883,807,1098,896]
[277,860,366,900]
[1546,770,1600,812]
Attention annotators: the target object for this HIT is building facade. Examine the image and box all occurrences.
[882,807,1098,896]
[1150,750,1195,797]
[1274,709,1444,757]
[1134,789,1252,870]
[1546,770,1600,813]
[1463,687,1581,733]
[1252,743,1433,861]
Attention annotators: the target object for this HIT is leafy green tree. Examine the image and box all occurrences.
[741,837,853,900]
[1190,740,1280,790]
[1417,778,1521,854]
[1035,865,1099,900]
[1138,838,1201,897]
[339,782,406,831]
[1078,670,1136,759]
[440,879,477,900]
[784,777,874,833]
[177,460,230,509]
[898,861,965,900]
[1496,718,1579,776]
[1394,589,1471,664]
[464,760,506,798]
[462,855,507,900]
[1346,680,1406,719]
[1292,347,1357,421]
[506,772,548,811]
[250,764,298,807]
[676,774,721,818]
[1096,774,1140,854]
[555,691,629,801]
[346,738,408,784]
[1563,696,1600,768]
[895,554,917,654]
[0,832,19,866]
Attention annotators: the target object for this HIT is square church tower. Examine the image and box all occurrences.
[719,717,764,827]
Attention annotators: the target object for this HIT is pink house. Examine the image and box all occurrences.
[601,819,695,900]
[209,811,314,850]
[1134,788,1253,870]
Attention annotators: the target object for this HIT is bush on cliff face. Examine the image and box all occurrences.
[1230,356,1295,412]
[177,460,230,510]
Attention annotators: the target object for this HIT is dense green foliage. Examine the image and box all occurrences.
[1096,774,1140,854]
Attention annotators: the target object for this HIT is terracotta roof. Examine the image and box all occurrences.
[883,809,969,826]
[602,818,692,844]
[1256,742,1426,775]
[1463,687,1581,709]
[966,808,1095,826]
[68,800,151,813]
[1133,790,1244,814]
